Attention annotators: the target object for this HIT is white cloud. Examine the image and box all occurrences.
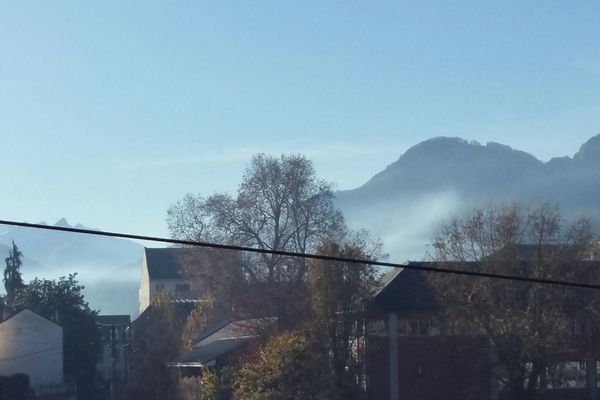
[343,190,464,261]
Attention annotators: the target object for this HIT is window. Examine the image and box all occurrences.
[398,319,438,336]
[545,362,587,389]
[175,283,190,292]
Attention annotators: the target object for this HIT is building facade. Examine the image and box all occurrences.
[0,310,63,388]
[366,263,600,400]
[138,247,200,314]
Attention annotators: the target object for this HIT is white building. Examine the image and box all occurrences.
[0,310,63,387]
[138,247,198,314]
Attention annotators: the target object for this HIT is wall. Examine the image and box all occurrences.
[148,278,191,300]
[0,310,63,387]
[367,330,491,400]
[138,253,151,314]
[139,254,194,314]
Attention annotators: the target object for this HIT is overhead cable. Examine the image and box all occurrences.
[0,219,599,290]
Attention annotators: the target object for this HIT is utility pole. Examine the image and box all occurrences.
[388,312,399,400]
[111,324,117,400]
[586,318,597,400]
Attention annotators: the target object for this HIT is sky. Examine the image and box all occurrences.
[1,1,599,237]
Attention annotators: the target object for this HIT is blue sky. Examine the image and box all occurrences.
[1,1,599,236]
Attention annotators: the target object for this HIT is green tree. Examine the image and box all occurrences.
[180,368,226,400]
[233,330,332,400]
[11,274,100,399]
[429,204,598,400]
[181,293,217,353]
[3,241,25,306]
[127,291,182,400]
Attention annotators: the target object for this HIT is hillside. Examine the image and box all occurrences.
[336,134,600,260]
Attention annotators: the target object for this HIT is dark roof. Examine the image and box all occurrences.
[369,263,438,313]
[132,300,198,328]
[96,314,131,326]
[144,247,196,279]
[500,244,600,262]
[144,246,243,280]
[179,337,246,366]
[370,257,600,314]
[192,318,235,344]
[178,318,274,365]
[372,268,402,298]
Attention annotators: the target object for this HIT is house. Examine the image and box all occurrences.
[138,247,201,314]
[366,261,600,400]
[171,317,275,375]
[366,266,492,400]
[0,310,63,388]
[138,246,245,315]
[132,246,241,377]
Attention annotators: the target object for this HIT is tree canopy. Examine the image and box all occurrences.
[167,154,343,284]
[429,204,599,400]
[167,154,345,322]
[309,233,380,398]
[127,290,183,400]
[233,330,332,400]
[3,241,25,306]
[166,153,382,399]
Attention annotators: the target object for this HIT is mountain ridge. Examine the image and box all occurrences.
[336,134,600,260]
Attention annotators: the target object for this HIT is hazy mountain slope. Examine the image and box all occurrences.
[336,134,600,260]
[0,218,142,269]
[357,137,543,200]
[0,219,143,316]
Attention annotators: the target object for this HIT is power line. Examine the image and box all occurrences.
[0,346,62,362]
[0,219,599,290]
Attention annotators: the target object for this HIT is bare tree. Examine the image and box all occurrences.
[429,204,598,400]
[166,194,214,242]
[168,154,343,283]
[167,154,344,321]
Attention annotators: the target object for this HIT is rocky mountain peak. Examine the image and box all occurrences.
[54,218,71,228]
[574,133,600,163]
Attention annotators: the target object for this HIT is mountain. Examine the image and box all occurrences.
[0,218,143,316]
[336,134,600,260]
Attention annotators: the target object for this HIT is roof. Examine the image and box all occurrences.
[0,309,62,329]
[144,246,224,280]
[145,247,190,279]
[369,263,438,313]
[176,317,275,366]
[132,299,199,328]
[144,246,243,280]
[498,244,600,262]
[372,268,403,298]
[370,257,600,314]
[96,314,131,326]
